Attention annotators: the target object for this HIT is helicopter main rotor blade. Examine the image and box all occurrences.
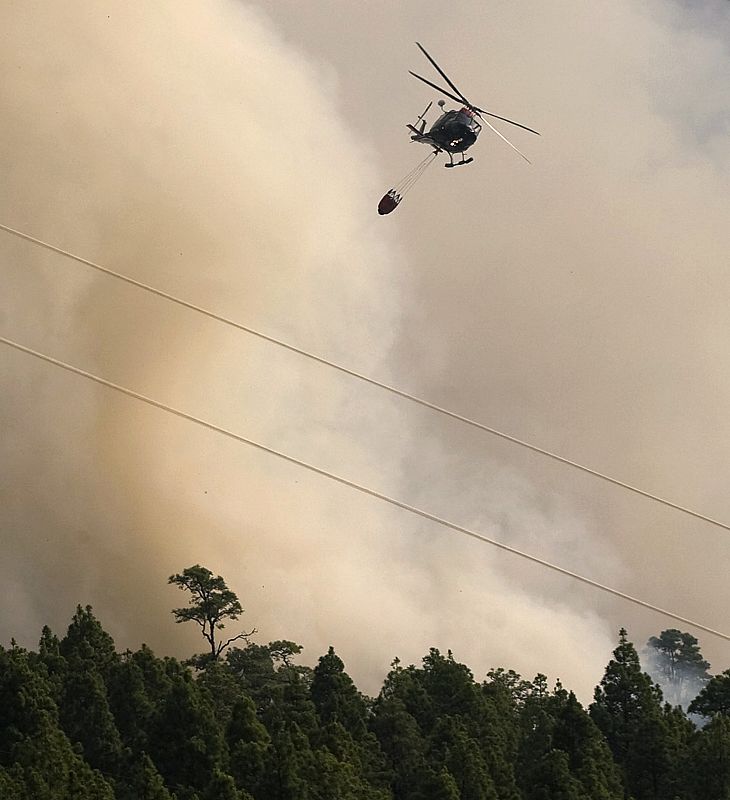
[473,107,540,136]
[415,42,470,105]
[412,45,540,137]
[482,117,532,163]
[408,71,466,107]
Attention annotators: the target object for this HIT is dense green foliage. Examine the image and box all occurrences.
[1,579,728,799]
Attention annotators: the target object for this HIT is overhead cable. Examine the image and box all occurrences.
[2,333,729,644]
[2,220,729,534]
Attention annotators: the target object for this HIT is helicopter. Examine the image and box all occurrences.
[407,42,540,168]
[378,43,539,214]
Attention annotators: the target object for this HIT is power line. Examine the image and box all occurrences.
[2,333,729,644]
[2,220,729,534]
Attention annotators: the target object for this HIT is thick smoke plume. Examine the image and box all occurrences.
[7,0,729,700]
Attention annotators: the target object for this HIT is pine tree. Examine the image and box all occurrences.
[421,767,461,800]
[311,647,391,798]
[226,696,271,797]
[148,659,228,798]
[311,647,369,738]
[56,606,125,778]
[33,625,66,704]
[169,565,255,662]
[249,655,319,800]
[371,691,426,799]
[107,652,156,755]
[590,628,675,800]
[684,713,730,799]
[0,645,115,799]
[59,606,118,680]
[114,753,174,800]
[258,712,315,800]
[419,648,477,723]
[551,689,623,799]
[0,765,28,799]
[516,680,584,800]
[689,669,730,718]
[226,644,278,706]
[418,650,519,799]
[203,769,253,800]
[431,715,498,800]
[645,629,711,708]
[59,664,125,777]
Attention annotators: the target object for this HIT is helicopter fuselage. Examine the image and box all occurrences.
[413,108,482,153]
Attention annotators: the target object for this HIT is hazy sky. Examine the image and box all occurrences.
[1,0,729,702]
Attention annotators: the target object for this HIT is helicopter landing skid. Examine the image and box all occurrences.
[445,157,473,168]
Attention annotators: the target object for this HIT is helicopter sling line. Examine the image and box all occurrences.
[2,219,730,535]
[2,332,729,644]
[378,151,437,215]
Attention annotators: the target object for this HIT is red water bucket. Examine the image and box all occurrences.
[378,190,401,215]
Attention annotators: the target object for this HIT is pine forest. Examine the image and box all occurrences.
[1,565,729,800]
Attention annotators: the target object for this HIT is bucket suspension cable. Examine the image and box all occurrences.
[378,152,437,215]
[395,151,437,196]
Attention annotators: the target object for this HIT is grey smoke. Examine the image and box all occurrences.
[2,0,730,701]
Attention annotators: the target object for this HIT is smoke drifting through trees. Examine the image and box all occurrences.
[643,628,711,711]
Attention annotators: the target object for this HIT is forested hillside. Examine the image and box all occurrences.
[1,567,728,800]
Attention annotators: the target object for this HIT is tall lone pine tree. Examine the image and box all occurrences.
[169,565,256,663]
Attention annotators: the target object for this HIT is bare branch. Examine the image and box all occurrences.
[216,627,257,657]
